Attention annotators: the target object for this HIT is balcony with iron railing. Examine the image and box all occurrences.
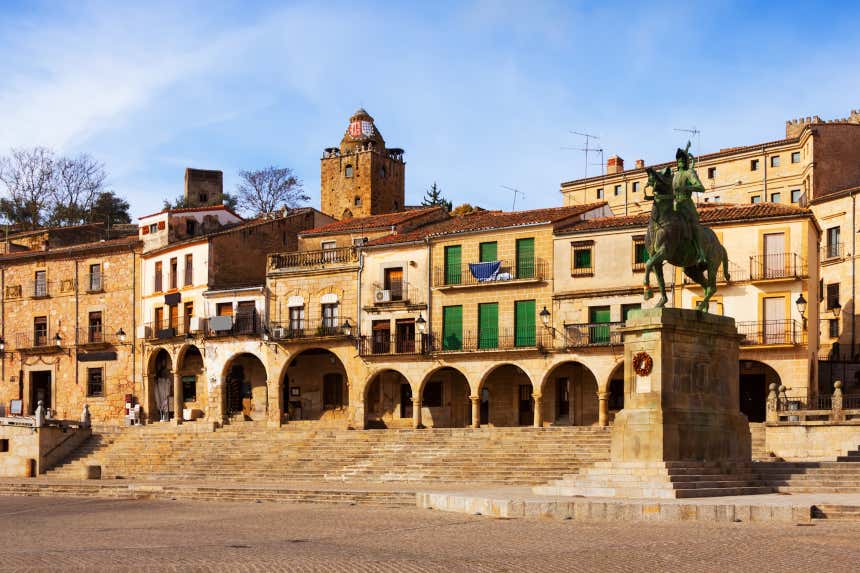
[821,242,845,262]
[203,314,264,338]
[30,279,54,298]
[14,328,57,352]
[75,325,117,347]
[563,322,624,348]
[143,320,187,341]
[749,253,807,281]
[266,318,349,341]
[367,281,425,307]
[430,328,549,353]
[682,259,749,285]
[268,247,359,273]
[84,272,104,293]
[432,258,548,288]
[358,334,429,357]
[736,319,805,347]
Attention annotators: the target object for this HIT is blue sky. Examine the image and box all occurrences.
[1,1,859,217]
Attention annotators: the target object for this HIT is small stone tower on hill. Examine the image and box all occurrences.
[184,168,224,208]
[320,108,406,220]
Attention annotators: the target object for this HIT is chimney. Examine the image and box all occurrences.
[606,155,624,174]
[635,159,645,169]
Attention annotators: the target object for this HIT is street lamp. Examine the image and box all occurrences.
[342,319,352,337]
[54,333,62,348]
[795,294,807,330]
[416,313,426,334]
[0,337,5,352]
[116,328,127,344]
[540,306,551,328]
[831,302,842,319]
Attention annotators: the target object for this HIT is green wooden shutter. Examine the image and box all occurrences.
[479,242,498,262]
[622,304,641,321]
[514,300,536,347]
[442,305,463,350]
[478,303,499,349]
[589,306,611,344]
[444,245,462,285]
[516,238,535,279]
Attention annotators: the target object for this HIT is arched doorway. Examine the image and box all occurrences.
[365,370,411,429]
[283,348,349,423]
[420,367,471,428]
[177,345,204,420]
[480,364,533,427]
[223,353,268,421]
[608,362,624,423]
[541,362,599,426]
[739,360,781,422]
[148,349,173,422]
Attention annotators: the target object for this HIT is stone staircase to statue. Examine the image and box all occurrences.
[45,425,611,485]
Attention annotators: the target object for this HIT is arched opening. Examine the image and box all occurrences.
[421,367,471,428]
[283,348,349,423]
[365,370,411,429]
[739,360,781,423]
[480,364,533,427]
[148,349,173,422]
[177,345,204,420]
[608,362,624,423]
[223,353,268,422]
[541,362,599,426]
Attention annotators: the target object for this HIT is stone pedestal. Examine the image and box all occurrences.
[534,308,766,498]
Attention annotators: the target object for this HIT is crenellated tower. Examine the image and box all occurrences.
[320,109,406,220]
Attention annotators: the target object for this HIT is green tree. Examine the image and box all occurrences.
[421,182,452,212]
[89,191,131,227]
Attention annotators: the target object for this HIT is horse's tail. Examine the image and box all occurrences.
[721,245,731,281]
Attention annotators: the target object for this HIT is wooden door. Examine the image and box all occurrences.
[518,384,534,426]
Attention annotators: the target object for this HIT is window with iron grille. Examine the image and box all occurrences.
[87,368,104,397]
[571,241,594,276]
[34,316,48,346]
[34,270,47,297]
[89,264,102,291]
[88,311,103,343]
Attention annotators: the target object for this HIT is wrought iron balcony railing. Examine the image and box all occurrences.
[749,253,807,281]
[430,329,548,352]
[736,319,805,346]
[268,247,358,271]
[821,242,844,261]
[266,319,348,341]
[358,334,429,356]
[432,258,547,287]
[564,321,624,348]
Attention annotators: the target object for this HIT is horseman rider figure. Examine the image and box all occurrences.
[673,142,707,266]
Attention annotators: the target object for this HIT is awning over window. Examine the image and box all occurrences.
[287,295,304,307]
[320,293,338,304]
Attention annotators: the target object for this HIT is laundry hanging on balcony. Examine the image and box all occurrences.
[469,260,502,282]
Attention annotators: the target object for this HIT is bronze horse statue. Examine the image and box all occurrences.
[642,167,730,311]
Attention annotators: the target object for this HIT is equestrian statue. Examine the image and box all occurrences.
[642,142,730,312]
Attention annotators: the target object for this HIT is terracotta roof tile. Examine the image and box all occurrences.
[0,235,140,262]
[420,203,606,237]
[558,202,812,234]
[301,207,445,236]
[138,204,243,220]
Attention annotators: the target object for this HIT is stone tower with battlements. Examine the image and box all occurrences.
[320,109,406,220]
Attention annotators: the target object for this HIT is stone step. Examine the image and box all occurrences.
[812,505,860,520]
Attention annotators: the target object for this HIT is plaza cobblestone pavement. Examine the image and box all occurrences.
[1,495,859,572]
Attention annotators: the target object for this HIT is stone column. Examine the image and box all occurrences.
[470,395,481,428]
[833,380,844,422]
[532,393,543,427]
[412,397,422,429]
[597,391,609,427]
[173,372,183,425]
[765,383,779,423]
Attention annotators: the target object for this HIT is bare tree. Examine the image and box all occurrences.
[0,147,55,228]
[0,147,110,228]
[49,153,107,225]
[235,166,308,217]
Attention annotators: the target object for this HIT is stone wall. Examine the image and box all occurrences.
[764,423,860,460]
[0,424,91,477]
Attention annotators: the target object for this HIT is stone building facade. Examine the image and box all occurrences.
[0,236,141,423]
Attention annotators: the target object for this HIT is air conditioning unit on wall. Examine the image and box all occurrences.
[375,289,392,303]
[272,327,286,339]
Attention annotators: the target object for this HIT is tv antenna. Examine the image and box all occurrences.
[673,126,701,157]
[567,131,602,180]
[500,185,525,211]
